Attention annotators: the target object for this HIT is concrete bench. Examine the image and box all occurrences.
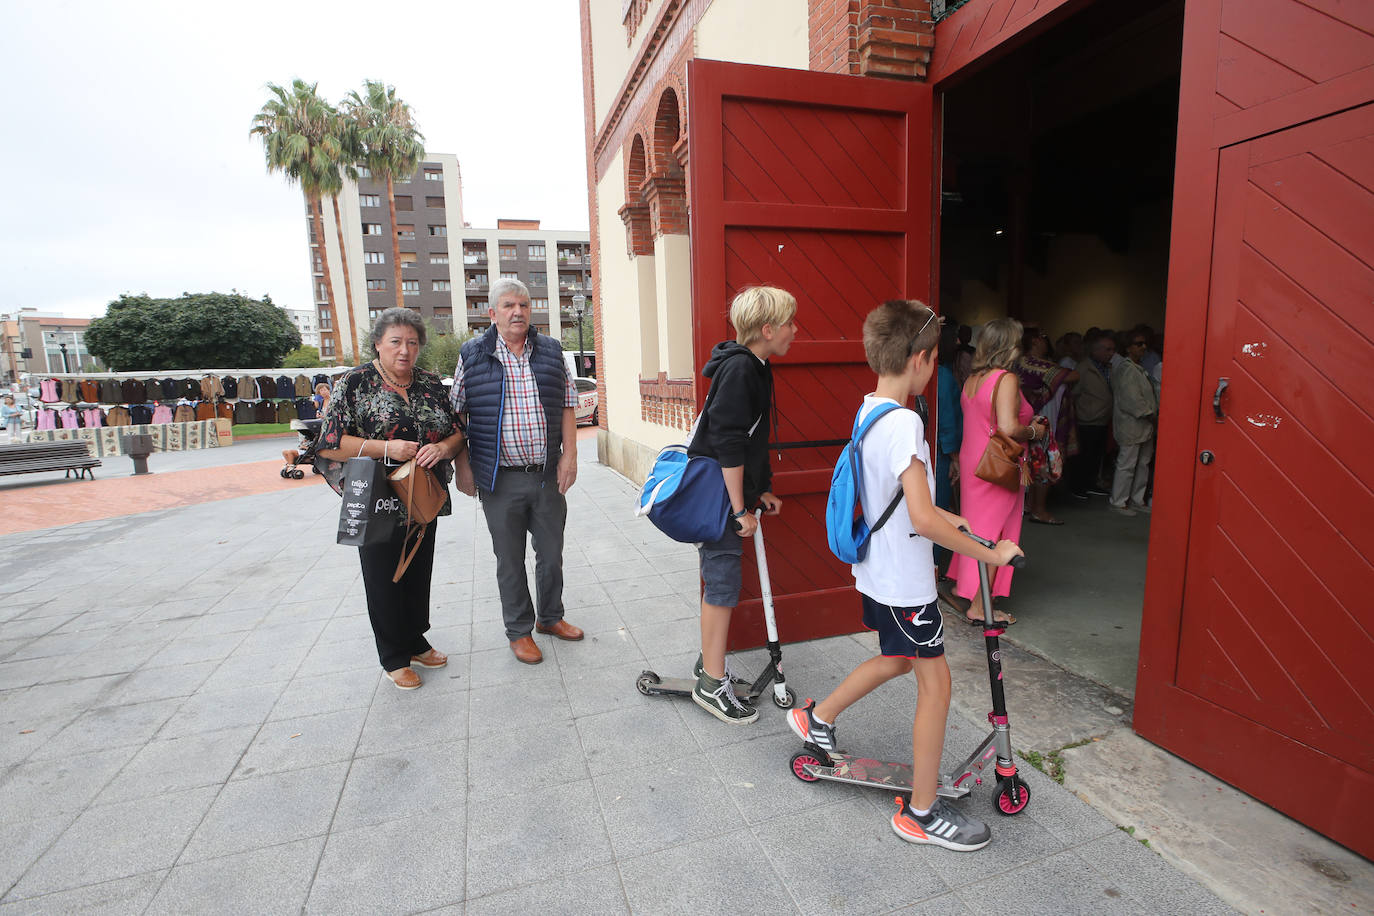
[0,441,101,480]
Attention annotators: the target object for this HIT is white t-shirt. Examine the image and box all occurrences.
[851,395,938,607]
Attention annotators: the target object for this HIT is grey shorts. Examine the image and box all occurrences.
[698,527,744,607]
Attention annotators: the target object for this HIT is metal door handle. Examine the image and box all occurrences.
[1213,377,1229,422]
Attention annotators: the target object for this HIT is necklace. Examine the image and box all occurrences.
[374,359,412,392]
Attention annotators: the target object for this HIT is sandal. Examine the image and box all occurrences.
[1027,515,1064,526]
[965,611,1016,627]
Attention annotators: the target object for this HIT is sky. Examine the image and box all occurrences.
[0,0,590,319]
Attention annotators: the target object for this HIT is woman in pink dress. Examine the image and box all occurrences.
[949,318,1048,625]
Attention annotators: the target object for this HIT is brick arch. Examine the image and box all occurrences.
[620,133,652,257]
[626,132,649,203]
[653,87,682,177]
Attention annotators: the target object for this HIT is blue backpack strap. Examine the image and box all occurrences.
[852,402,905,536]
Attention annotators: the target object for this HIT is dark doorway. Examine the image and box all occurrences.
[936,1,1184,695]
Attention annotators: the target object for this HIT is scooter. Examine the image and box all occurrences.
[636,510,797,710]
[786,528,1032,815]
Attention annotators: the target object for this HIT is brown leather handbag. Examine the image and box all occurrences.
[387,457,447,582]
[974,372,1029,491]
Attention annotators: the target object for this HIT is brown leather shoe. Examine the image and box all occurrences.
[534,620,584,641]
[411,648,447,669]
[385,667,422,689]
[510,636,543,665]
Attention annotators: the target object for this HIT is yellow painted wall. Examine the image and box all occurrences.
[590,0,670,130]
[695,0,808,68]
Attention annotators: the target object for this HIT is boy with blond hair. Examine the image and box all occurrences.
[688,286,798,723]
[789,300,1022,849]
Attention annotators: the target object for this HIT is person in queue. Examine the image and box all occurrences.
[316,308,466,690]
[450,279,584,666]
[944,317,1047,626]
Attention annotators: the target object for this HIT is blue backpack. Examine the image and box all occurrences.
[826,402,906,563]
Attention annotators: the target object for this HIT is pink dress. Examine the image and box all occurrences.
[953,369,1032,601]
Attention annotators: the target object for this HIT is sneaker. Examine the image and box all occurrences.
[891,796,991,851]
[1087,487,1110,497]
[1070,491,1089,501]
[1109,503,1138,517]
[694,653,752,692]
[787,699,837,752]
[1127,502,1152,514]
[692,672,758,725]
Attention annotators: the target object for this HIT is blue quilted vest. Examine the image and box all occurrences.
[460,326,567,492]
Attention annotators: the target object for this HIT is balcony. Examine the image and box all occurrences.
[463,254,488,265]
[465,280,488,291]
[557,254,584,266]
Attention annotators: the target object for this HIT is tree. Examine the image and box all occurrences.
[342,81,425,310]
[561,303,595,375]
[84,293,301,371]
[250,80,356,360]
[414,322,473,375]
[281,345,323,368]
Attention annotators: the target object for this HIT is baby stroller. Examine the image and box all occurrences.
[280,418,324,479]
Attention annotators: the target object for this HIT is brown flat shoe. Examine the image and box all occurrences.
[385,667,422,689]
[411,649,447,669]
[535,620,584,641]
[510,636,543,665]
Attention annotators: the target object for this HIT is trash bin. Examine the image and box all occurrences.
[120,434,154,475]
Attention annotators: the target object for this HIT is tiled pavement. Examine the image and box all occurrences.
[0,455,1230,914]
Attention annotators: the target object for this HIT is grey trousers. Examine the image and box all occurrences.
[479,470,567,640]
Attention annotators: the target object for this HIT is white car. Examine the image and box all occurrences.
[574,377,598,426]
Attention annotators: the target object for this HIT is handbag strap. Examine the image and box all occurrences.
[391,521,427,583]
[986,370,1012,435]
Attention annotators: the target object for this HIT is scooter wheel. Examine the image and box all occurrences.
[292,469,305,479]
[996,776,1031,815]
[635,671,660,696]
[790,750,822,782]
[773,687,796,709]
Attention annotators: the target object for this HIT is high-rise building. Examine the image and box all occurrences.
[307,153,590,360]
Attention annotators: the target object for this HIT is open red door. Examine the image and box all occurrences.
[1136,0,1374,857]
[687,59,933,648]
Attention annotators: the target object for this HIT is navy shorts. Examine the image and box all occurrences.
[699,527,744,607]
[861,594,945,659]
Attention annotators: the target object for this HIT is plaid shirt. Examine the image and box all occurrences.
[451,335,577,467]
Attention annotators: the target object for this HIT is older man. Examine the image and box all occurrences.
[451,279,584,664]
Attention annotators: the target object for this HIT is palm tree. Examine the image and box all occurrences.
[342,81,425,310]
[250,80,356,360]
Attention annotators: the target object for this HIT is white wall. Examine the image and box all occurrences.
[695,0,809,68]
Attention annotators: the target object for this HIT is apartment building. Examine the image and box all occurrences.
[279,306,319,350]
[1,310,99,382]
[308,153,590,359]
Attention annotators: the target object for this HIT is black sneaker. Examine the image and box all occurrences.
[694,653,752,692]
[692,672,758,725]
[891,796,991,851]
[787,699,837,752]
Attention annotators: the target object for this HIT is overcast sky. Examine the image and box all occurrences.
[0,0,589,319]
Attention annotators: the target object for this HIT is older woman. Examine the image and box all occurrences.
[1016,327,1078,525]
[317,308,466,690]
[947,318,1048,626]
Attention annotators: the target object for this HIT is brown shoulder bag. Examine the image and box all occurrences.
[973,371,1029,491]
[388,457,447,582]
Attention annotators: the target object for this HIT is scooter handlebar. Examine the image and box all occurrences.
[959,526,1026,568]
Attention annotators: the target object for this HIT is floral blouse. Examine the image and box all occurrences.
[317,363,461,518]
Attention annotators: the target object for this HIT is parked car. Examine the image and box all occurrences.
[574,377,598,426]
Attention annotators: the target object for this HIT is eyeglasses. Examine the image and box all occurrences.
[907,308,938,357]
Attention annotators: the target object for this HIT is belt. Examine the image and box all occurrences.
[499,463,545,473]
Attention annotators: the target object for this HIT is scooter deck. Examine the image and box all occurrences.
[802,751,913,789]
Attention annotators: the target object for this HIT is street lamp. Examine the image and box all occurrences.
[571,294,587,377]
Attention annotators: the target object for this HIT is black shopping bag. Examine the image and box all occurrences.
[336,456,402,547]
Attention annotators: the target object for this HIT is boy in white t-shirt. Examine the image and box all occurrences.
[788,300,1022,851]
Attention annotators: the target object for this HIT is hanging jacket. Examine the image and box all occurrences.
[216,402,233,422]
[82,408,105,428]
[151,404,173,424]
[295,398,317,421]
[238,375,257,398]
[254,400,278,423]
[293,374,311,397]
[173,404,195,423]
[221,376,237,398]
[160,378,178,400]
[195,401,215,421]
[277,399,298,422]
[200,376,223,400]
[78,379,99,402]
[256,376,276,398]
[459,325,567,493]
[40,379,59,402]
[59,408,80,429]
[129,405,153,425]
[105,406,131,426]
[233,401,256,424]
[312,373,329,388]
[60,379,79,403]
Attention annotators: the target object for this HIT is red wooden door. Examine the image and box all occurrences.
[1136,0,1374,857]
[687,59,933,648]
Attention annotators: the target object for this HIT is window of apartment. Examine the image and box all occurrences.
[394,195,414,211]
[367,279,387,291]
[362,223,382,235]
[424,169,442,181]
[463,246,487,264]
[402,280,419,295]
[500,272,518,281]
[528,244,546,259]
[430,253,449,264]
[425,196,444,208]
[364,251,385,264]
[530,298,549,310]
[321,338,335,355]
[558,248,581,263]
[499,245,517,261]
[316,282,328,301]
[399,252,417,268]
[359,194,380,207]
[312,253,323,273]
[559,272,581,290]
[429,225,447,237]
[357,166,371,178]
[397,225,415,239]
[467,273,488,288]
[368,308,384,321]
[528,271,547,287]
[433,280,452,292]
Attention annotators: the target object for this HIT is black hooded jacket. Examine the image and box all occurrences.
[688,341,773,507]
